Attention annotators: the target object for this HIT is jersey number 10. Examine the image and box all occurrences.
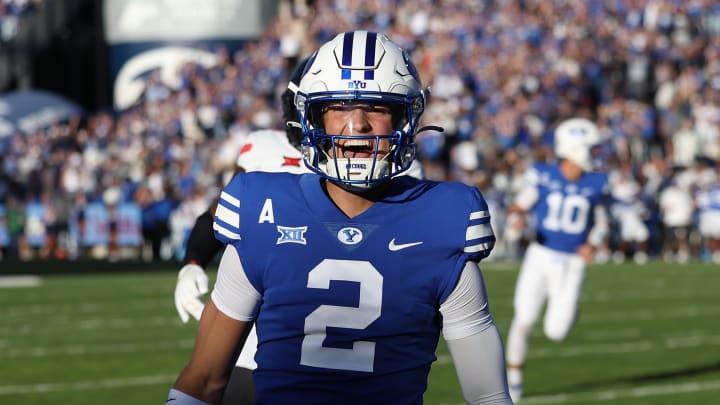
[542,192,590,234]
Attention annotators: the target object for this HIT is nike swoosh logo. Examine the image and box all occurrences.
[388,238,423,251]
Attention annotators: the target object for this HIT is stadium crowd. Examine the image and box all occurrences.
[1,0,719,264]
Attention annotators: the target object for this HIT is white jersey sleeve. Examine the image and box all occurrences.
[210,245,261,321]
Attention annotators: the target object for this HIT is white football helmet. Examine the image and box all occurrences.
[295,31,425,189]
[554,117,603,171]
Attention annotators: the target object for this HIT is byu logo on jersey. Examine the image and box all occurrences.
[337,227,363,245]
[277,226,308,245]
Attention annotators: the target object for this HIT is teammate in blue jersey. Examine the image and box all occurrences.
[504,117,610,403]
[168,31,511,405]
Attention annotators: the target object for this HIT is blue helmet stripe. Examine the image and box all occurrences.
[341,32,354,80]
[364,32,376,80]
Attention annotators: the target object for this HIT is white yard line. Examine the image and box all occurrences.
[0,275,41,288]
[0,339,194,359]
[2,374,718,401]
[435,333,720,365]
[0,374,176,395]
[1,298,168,317]
[520,379,720,404]
[0,316,182,337]
[579,306,720,324]
[437,379,720,405]
[7,332,715,360]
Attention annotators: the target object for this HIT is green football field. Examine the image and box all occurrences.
[1,261,718,405]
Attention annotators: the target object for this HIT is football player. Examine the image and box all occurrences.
[173,59,311,405]
[173,56,427,404]
[504,117,610,403]
[168,30,511,404]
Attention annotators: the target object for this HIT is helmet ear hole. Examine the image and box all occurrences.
[396,144,416,170]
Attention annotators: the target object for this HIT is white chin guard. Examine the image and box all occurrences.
[324,158,391,188]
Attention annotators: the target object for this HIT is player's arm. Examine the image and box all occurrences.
[578,203,610,264]
[505,176,539,240]
[175,166,246,323]
[170,299,249,404]
[170,245,260,404]
[440,261,512,404]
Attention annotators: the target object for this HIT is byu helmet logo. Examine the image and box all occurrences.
[348,80,367,89]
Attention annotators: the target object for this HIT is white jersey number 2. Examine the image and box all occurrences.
[542,192,590,234]
[300,259,382,372]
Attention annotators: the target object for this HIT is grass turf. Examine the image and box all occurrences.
[0,261,718,404]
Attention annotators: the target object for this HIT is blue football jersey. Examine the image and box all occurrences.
[527,163,609,253]
[213,172,495,405]
[697,185,720,211]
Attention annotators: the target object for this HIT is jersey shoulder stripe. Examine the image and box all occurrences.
[428,181,496,261]
[214,190,242,242]
[213,172,301,244]
[465,208,494,256]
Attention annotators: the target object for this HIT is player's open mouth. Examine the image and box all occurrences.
[336,139,378,159]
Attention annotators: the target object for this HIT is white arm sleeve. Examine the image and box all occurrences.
[587,203,609,246]
[513,166,540,211]
[440,261,495,340]
[210,245,261,321]
[440,262,512,404]
[513,184,539,211]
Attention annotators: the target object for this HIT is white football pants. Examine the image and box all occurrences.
[506,242,586,366]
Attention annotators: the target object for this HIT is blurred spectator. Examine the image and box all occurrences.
[134,182,179,261]
[608,161,650,264]
[0,201,9,259]
[667,118,699,169]
[695,173,720,263]
[658,175,695,263]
